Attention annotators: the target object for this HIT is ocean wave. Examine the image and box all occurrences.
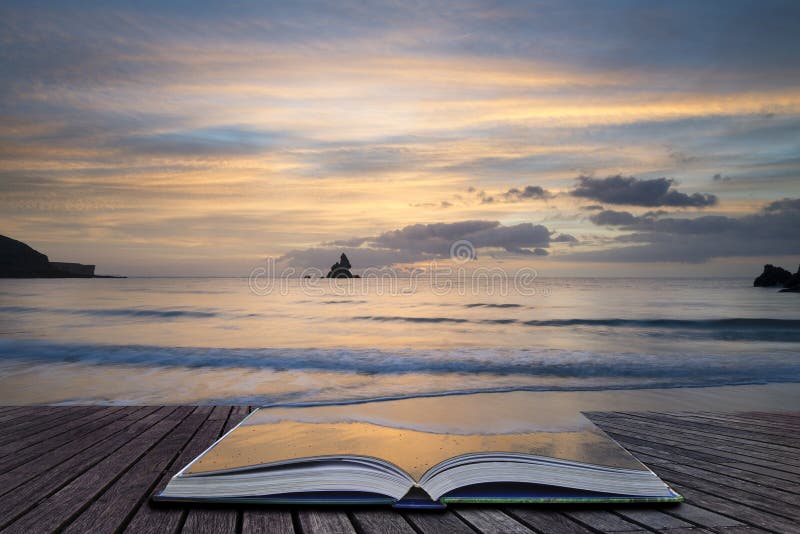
[352,315,800,341]
[465,303,523,308]
[354,315,800,328]
[0,339,798,387]
[0,305,220,319]
[354,315,469,323]
[520,318,800,328]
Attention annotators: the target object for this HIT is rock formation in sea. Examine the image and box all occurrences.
[753,263,800,292]
[0,234,98,278]
[325,253,355,278]
[779,265,800,293]
[753,264,793,287]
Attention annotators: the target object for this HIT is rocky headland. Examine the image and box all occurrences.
[0,234,118,278]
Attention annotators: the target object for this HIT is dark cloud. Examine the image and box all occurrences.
[552,233,578,243]
[501,185,551,202]
[479,192,495,204]
[279,220,573,268]
[370,220,553,254]
[464,185,551,205]
[571,175,718,207]
[571,198,800,263]
[763,198,800,213]
[507,247,549,256]
[712,173,732,182]
[589,209,643,226]
[581,204,605,211]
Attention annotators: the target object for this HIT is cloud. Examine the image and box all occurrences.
[764,198,800,213]
[570,198,800,263]
[108,127,285,158]
[571,175,718,207]
[589,209,642,226]
[581,204,605,211]
[462,185,551,205]
[279,220,574,268]
[501,185,551,202]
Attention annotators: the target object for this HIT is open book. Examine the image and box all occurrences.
[155,402,681,508]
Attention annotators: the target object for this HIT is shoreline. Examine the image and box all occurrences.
[3,381,798,419]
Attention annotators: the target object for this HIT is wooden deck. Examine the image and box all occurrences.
[0,407,797,534]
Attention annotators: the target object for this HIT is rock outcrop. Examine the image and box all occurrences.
[779,265,800,293]
[754,263,800,292]
[753,264,793,287]
[0,234,99,278]
[325,253,355,278]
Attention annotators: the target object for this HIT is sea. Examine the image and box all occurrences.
[0,276,799,408]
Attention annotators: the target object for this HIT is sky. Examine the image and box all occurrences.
[1,0,799,276]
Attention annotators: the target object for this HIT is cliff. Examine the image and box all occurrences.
[0,235,100,278]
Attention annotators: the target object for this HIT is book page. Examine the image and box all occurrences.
[185,413,646,480]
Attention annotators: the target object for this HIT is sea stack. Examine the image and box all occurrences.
[779,265,800,293]
[326,253,355,278]
[753,264,792,287]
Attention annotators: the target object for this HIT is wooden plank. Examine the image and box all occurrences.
[298,510,357,534]
[619,412,800,451]
[624,446,800,508]
[0,406,96,437]
[742,411,800,424]
[3,406,189,534]
[0,405,62,425]
[591,411,799,454]
[646,529,713,534]
[602,433,800,497]
[689,412,800,433]
[0,406,144,496]
[505,508,596,534]
[455,508,535,534]
[653,479,800,532]
[404,510,476,534]
[610,507,694,531]
[590,414,800,471]
[654,412,800,443]
[563,509,653,532]
[0,406,129,473]
[181,508,238,534]
[645,459,800,522]
[241,509,295,534]
[62,406,214,534]
[0,406,101,449]
[713,527,772,533]
[607,426,800,482]
[0,406,165,529]
[350,509,416,534]
[0,406,113,450]
[0,406,42,424]
[662,503,745,529]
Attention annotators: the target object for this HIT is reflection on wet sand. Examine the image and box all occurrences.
[186,418,644,480]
